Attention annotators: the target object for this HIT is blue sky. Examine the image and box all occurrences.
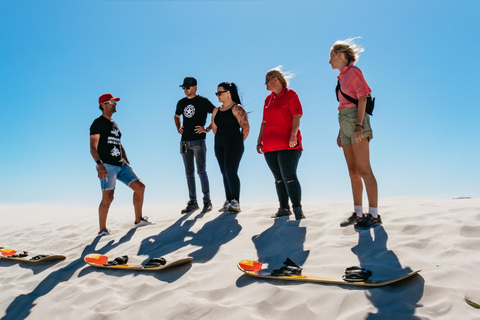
[1,0,478,207]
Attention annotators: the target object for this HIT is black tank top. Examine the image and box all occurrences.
[214,106,242,142]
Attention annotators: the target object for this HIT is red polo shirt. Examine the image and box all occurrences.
[337,63,371,110]
[262,87,303,153]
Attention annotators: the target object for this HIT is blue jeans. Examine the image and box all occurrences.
[180,140,210,202]
[264,149,302,208]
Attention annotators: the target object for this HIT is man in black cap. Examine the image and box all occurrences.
[174,77,215,214]
[90,93,153,236]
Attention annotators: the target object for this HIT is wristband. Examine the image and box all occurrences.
[257,144,262,147]
[96,159,103,165]
[355,124,363,128]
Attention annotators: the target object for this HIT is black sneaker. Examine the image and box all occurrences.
[181,201,199,214]
[355,214,382,229]
[202,201,213,213]
[271,208,292,218]
[293,207,305,220]
[340,212,363,227]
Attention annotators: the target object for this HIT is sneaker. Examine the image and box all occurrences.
[293,207,305,220]
[271,208,292,218]
[218,200,231,212]
[98,229,112,236]
[134,216,155,228]
[340,212,363,227]
[228,199,241,213]
[202,201,213,213]
[181,201,199,214]
[355,214,382,229]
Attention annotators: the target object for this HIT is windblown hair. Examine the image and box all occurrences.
[331,37,364,64]
[218,82,242,105]
[266,65,295,88]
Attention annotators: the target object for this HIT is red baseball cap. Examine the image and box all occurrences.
[98,93,120,105]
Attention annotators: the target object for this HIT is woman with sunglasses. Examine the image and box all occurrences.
[200,82,249,213]
[256,66,305,220]
[329,38,380,229]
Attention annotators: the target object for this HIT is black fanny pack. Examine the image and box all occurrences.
[336,80,375,116]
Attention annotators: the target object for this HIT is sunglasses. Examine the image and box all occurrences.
[265,77,275,84]
[215,90,228,96]
[182,86,191,90]
[104,100,117,105]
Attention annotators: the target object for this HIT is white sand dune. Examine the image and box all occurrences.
[1,197,479,319]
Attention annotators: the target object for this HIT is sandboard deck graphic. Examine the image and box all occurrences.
[238,260,421,287]
[84,254,193,271]
[0,248,66,263]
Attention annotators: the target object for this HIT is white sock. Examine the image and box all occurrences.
[369,207,378,218]
[354,206,363,217]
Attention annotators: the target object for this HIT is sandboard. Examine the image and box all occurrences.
[238,260,421,287]
[84,254,193,271]
[465,296,480,309]
[0,248,66,263]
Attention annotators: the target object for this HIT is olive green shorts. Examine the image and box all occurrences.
[338,107,373,145]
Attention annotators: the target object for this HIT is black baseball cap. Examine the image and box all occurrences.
[180,77,197,88]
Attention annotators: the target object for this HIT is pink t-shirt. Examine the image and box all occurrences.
[337,64,371,110]
[262,88,303,153]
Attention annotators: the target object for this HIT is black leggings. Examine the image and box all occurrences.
[264,149,302,208]
[215,137,244,202]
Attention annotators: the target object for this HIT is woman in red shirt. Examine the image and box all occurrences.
[256,66,305,220]
[329,38,380,229]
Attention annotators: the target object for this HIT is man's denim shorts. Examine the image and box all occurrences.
[99,163,140,191]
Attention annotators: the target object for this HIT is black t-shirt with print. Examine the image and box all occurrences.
[175,95,215,141]
[90,116,127,167]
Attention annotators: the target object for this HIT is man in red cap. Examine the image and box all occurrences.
[90,93,153,236]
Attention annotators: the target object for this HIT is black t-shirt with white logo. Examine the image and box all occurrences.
[175,95,215,141]
[90,116,127,167]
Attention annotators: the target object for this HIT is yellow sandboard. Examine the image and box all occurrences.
[238,260,420,287]
[84,254,193,271]
[0,248,66,263]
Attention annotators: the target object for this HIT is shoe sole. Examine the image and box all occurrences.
[340,220,357,227]
[181,208,199,214]
[271,213,291,218]
[134,222,155,228]
[354,222,382,230]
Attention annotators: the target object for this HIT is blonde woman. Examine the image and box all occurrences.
[256,66,305,220]
[329,38,380,229]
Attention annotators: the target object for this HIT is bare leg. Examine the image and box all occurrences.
[342,144,363,207]
[99,190,114,233]
[130,180,145,223]
[351,139,378,208]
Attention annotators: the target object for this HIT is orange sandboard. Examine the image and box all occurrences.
[238,260,420,287]
[84,254,193,271]
[0,248,66,263]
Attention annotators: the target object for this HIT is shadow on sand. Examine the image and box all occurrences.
[1,229,136,320]
[353,225,425,319]
[137,210,242,265]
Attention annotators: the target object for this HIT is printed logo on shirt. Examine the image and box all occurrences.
[184,104,195,118]
[111,128,120,137]
[110,146,121,157]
